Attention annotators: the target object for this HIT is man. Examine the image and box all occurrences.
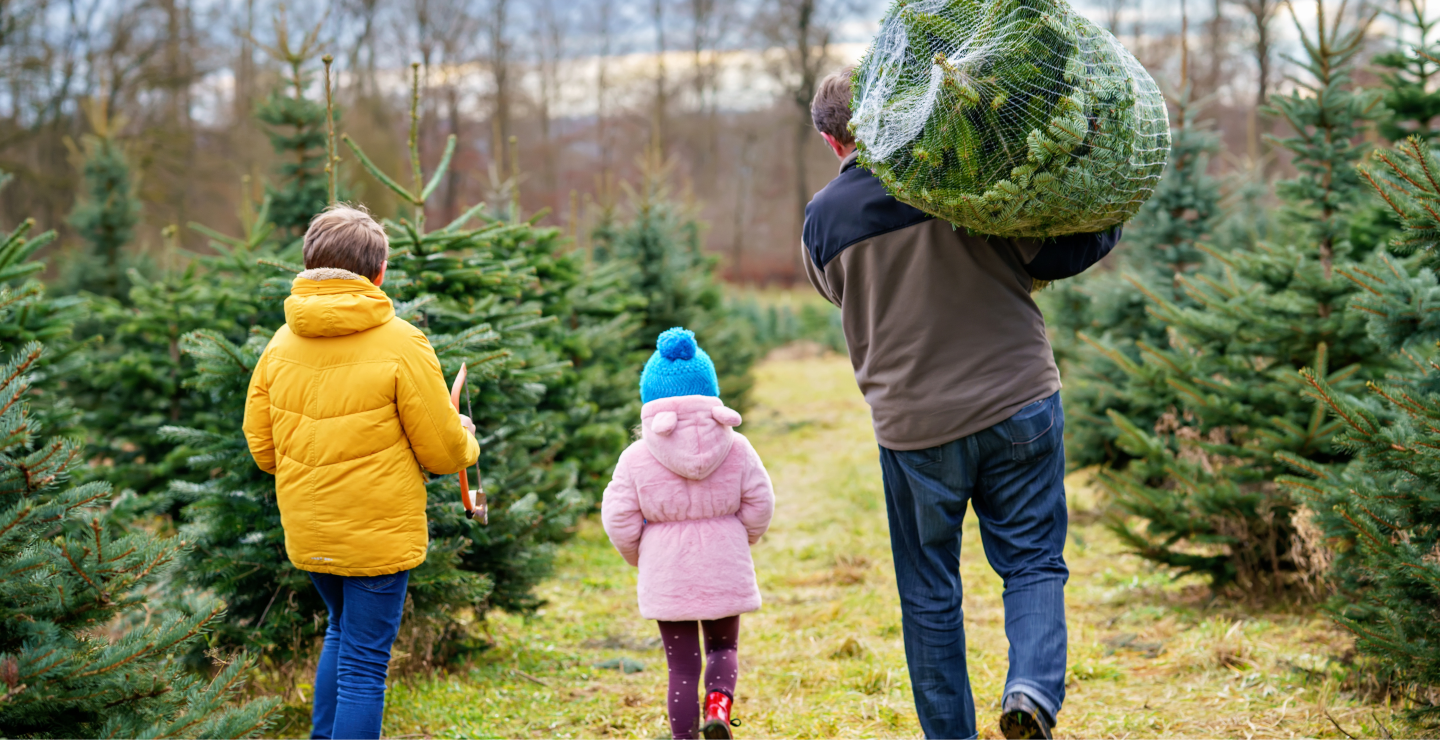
[801,69,1120,740]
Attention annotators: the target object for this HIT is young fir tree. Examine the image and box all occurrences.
[0,215,276,738]
[1099,3,1393,592]
[165,66,641,661]
[254,12,334,238]
[591,147,760,410]
[63,101,142,299]
[73,11,338,498]
[1375,0,1440,143]
[1040,90,1224,468]
[1277,137,1440,702]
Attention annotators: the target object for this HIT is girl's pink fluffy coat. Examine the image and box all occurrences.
[602,395,775,622]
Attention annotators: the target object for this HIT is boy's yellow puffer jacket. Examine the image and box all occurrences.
[243,270,480,577]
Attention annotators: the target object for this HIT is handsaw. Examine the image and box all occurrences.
[449,364,488,524]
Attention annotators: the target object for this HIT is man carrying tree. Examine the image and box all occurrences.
[801,69,1120,740]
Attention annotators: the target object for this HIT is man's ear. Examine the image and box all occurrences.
[373,260,388,287]
[820,132,855,160]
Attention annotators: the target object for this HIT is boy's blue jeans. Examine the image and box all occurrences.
[309,570,409,740]
[879,392,1069,740]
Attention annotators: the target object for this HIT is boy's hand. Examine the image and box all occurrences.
[459,414,476,435]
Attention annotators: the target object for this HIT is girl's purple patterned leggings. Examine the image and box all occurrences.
[656,615,740,739]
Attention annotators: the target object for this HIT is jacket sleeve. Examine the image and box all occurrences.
[242,348,277,475]
[1020,226,1123,281]
[601,453,644,567]
[737,437,775,545]
[802,241,842,307]
[395,331,481,475]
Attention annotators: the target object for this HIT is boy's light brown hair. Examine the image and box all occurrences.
[303,204,389,280]
[811,67,856,146]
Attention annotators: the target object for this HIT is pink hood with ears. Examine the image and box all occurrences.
[641,395,744,480]
[601,394,775,622]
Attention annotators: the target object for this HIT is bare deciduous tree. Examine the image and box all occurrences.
[753,0,851,227]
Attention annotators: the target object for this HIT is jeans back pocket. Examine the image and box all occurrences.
[995,395,1057,464]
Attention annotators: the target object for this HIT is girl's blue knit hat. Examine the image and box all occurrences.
[640,327,719,403]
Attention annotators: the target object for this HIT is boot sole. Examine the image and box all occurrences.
[999,709,1052,740]
[701,719,733,740]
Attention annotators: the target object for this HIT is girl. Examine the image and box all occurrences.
[602,327,775,739]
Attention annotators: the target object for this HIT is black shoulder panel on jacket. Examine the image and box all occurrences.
[1022,226,1124,281]
[803,162,934,271]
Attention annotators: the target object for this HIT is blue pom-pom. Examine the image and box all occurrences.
[657,327,696,361]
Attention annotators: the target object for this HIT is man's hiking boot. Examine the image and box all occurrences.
[999,692,1053,739]
[700,691,738,739]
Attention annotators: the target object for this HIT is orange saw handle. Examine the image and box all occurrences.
[449,364,487,524]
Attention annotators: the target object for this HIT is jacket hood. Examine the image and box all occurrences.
[640,395,742,481]
[285,268,395,338]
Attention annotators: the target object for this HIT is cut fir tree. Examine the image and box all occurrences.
[1098,1,1393,593]
[851,0,1171,237]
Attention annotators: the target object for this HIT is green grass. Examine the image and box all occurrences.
[269,353,1429,738]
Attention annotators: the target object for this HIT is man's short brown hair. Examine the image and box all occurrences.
[303,204,389,280]
[811,67,856,145]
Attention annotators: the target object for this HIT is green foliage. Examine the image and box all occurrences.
[851,0,1170,236]
[1278,137,1440,702]
[257,77,333,238]
[254,11,337,238]
[1042,92,1225,469]
[1097,4,1395,592]
[1374,0,1440,143]
[0,212,275,736]
[727,291,845,356]
[164,68,646,662]
[590,153,759,409]
[63,106,142,299]
[74,257,261,497]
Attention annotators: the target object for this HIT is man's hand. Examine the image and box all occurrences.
[459,414,476,435]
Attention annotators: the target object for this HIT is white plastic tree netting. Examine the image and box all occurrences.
[851,0,1171,238]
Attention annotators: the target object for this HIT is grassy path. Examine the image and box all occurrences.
[370,354,1416,738]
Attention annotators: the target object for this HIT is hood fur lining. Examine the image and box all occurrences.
[298,267,367,282]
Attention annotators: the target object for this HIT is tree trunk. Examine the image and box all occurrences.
[490,0,512,175]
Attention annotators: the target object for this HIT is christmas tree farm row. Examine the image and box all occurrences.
[1,54,757,735]
[1042,0,1440,711]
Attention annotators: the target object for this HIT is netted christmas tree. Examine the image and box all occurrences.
[1041,90,1225,468]
[0,213,276,738]
[851,0,1170,236]
[62,101,143,299]
[1277,136,1440,703]
[1098,3,1394,593]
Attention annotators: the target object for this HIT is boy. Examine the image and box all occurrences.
[243,204,479,740]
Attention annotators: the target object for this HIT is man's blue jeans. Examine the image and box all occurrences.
[309,570,409,740]
[880,392,1068,739]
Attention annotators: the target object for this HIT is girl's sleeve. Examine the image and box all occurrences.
[601,452,644,567]
[737,437,775,545]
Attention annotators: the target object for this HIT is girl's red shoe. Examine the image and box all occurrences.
[700,691,735,739]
